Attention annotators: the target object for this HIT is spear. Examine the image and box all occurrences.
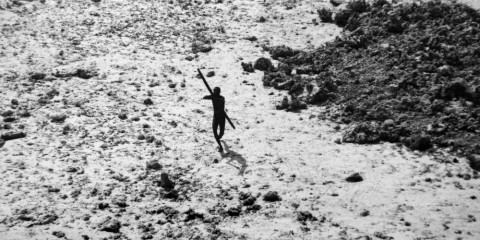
[197,69,236,129]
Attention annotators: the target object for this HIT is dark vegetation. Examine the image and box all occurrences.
[252,0,480,168]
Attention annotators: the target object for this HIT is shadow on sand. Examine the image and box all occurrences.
[221,140,247,175]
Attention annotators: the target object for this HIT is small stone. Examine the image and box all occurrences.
[242,196,256,206]
[334,138,342,144]
[1,110,14,117]
[185,56,194,61]
[138,134,146,140]
[118,113,127,120]
[227,207,241,217]
[30,73,46,80]
[263,191,281,202]
[297,211,317,222]
[168,83,177,88]
[112,195,127,208]
[159,173,175,191]
[52,231,65,238]
[155,140,163,146]
[1,132,26,141]
[146,136,155,143]
[11,99,19,105]
[65,166,77,173]
[18,110,30,117]
[206,71,215,77]
[144,98,153,105]
[50,114,67,123]
[98,216,121,233]
[146,160,162,170]
[346,173,363,182]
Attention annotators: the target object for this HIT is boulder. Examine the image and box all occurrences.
[346,173,363,182]
[263,191,281,202]
[343,123,380,144]
[146,160,162,170]
[241,62,255,73]
[1,131,26,141]
[98,217,121,233]
[409,134,432,151]
[254,57,273,71]
[467,154,480,171]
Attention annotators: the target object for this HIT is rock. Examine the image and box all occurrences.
[409,134,432,151]
[185,56,194,61]
[254,57,273,71]
[346,173,363,182]
[159,173,175,191]
[52,231,65,238]
[343,123,380,144]
[155,140,163,146]
[333,9,352,27]
[18,110,30,117]
[0,139,4,148]
[246,204,262,212]
[144,98,153,105]
[330,0,345,7]
[263,191,281,202]
[164,189,179,199]
[98,217,121,233]
[269,45,297,59]
[1,131,26,141]
[65,166,77,173]
[244,36,257,41]
[3,117,16,122]
[297,211,317,222]
[146,160,162,170]
[192,43,213,53]
[242,196,256,206]
[98,202,109,210]
[287,98,307,111]
[241,62,255,73]
[118,113,127,120]
[30,73,46,80]
[1,110,14,117]
[138,134,146,140]
[206,71,215,77]
[334,138,342,144]
[258,16,267,22]
[50,114,67,123]
[76,68,98,79]
[318,8,333,23]
[468,154,480,171]
[168,83,177,88]
[444,78,470,100]
[145,136,155,143]
[276,96,290,110]
[112,195,127,208]
[227,207,241,217]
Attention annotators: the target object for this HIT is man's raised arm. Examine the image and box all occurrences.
[203,95,212,100]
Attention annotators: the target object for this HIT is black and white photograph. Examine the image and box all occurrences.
[1,0,480,239]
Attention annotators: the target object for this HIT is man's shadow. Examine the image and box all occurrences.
[221,140,247,175]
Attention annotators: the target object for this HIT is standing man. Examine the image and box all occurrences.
[203,87,226,152]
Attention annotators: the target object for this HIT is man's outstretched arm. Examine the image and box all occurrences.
[203,95,212,100]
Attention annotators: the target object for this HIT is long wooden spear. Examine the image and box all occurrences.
[197,69,236,129]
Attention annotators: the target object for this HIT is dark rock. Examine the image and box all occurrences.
[334,9,352,27]
[118,113,127,120]
[269,45,297,59]
[0,139,4,148]
[297,211,317,222]
[112,195,127,208]
[246,204,262,212]
[343,123,380,144]
[346,172,363,182]
[409,134,432,151]
[50,114,67,123]
[468,154,480,171]
[30,73,46,80]
[206,71,215,77]
[318,8,333,22]
[276,96,290,110]
[227,207,241,217]
[1,131,26,141]
[145,136,155,143]
[244,36,257,41]
[185,56,194,61]
[52,231,65,238]
[241,62,255,73]
[98,202,109,210]
[287,98,307,111]
[159,173,175,190]
[146,160,162,170]
[138,134,146,140]
[76,68,98,79]
[3,117,16,122]
[11,99,19,105]
[254,57,273,71]
[98,217,121,233]
[258,16,267,22]
[184,209,204,222]
[65,166,77,173]
[192,43,213,53]
[330,0,345,7]
[144,98,153,105]
[2,110,14,117]
[263,191,281,202]
[168,83,177,88]
[18,110,30,117]
[164,189,179,199]
[242,196,256,206]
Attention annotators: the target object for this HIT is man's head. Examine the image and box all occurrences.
[213,87,221,96]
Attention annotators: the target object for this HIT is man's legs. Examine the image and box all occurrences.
[212,118,223,151]
[218,117,225,139]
